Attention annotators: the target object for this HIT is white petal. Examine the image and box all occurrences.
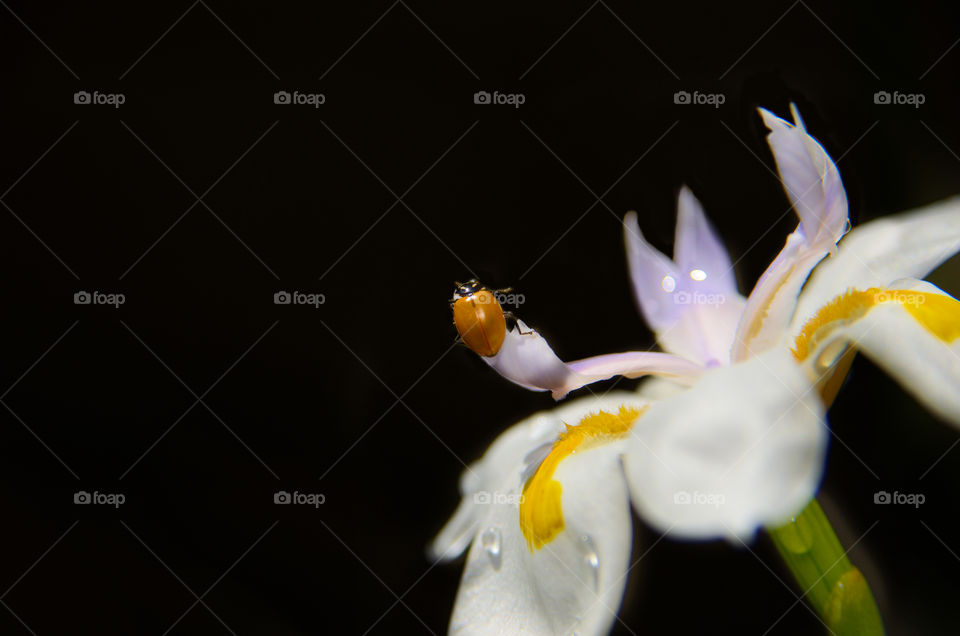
[732,107,849,361]
[674,186,738,296]
[732,232,828,360]
[482,320,702,399]
[804,280,960,426]
[623,348,827,541]
[448,403,644,635]
[793,196,960,333]
[430,393,647,561]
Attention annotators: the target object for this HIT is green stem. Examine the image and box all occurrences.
[767,499,884,635]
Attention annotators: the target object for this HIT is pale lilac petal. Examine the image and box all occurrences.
[483,321,703,400]
[732,106,850,361]
[623,211,686,332]
[567,351,704,384]
[758,105,848,245]
[657,294,747,367]
[625,209,747,366]
[674,186,738,296]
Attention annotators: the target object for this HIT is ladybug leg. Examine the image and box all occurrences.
[503,312,535,336]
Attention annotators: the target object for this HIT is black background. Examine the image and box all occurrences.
[2,1,960,634]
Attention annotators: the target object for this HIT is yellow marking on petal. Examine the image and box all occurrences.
[793,287,960,362]
[901,292,960,343]
[519,405,645,552]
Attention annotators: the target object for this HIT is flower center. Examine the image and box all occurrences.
[519,406,646,551]
[793,287,960,361]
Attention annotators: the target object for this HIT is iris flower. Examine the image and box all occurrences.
[432,105,960,635]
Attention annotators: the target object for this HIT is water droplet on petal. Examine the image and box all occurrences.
[579,535,600,591]
[816,339,849,373]
[661,275,676,292]
[481,526,502,570]
[690,268,707,281]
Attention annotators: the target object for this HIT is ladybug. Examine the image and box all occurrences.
[450,279,510,357]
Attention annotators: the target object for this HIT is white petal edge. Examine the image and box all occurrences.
[792,196,960,334]
[623,347,827,541]
[430,392,648,561]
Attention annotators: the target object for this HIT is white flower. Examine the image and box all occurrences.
[434,105,960,635]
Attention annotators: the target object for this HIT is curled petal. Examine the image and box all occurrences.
[799,280,960,426]
[623,348,827,541]
[793,196,960,334]
[759,105,848,245]
[732,106,849,361]
[482,320,703,399]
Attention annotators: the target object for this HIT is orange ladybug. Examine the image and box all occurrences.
[450,279,508,357]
